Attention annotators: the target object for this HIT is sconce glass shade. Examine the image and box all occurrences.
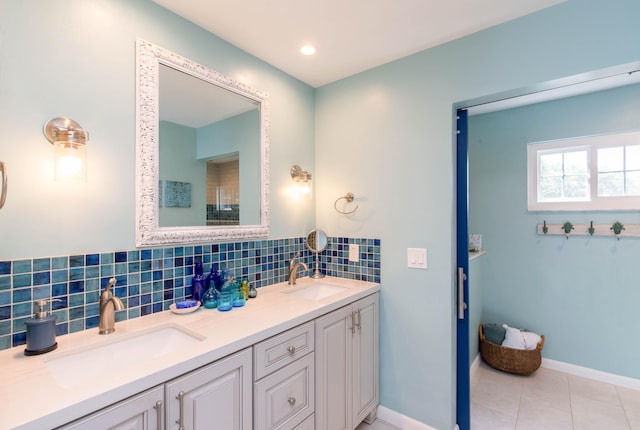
[291,165,312,199]
[44,118,88,182]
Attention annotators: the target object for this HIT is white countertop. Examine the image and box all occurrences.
[0,277,380,430]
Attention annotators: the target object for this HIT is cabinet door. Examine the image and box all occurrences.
[58,386,164,430]
[314,305,353,430]
[166,348,252,430]
[352,294,379,425]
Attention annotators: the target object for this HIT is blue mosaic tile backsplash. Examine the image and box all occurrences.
[0,236,381,351]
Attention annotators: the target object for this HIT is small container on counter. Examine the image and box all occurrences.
[217,291,233,311]
[203,287,218,309]
[248,281,257,298]
[25,299,58,356]
[232,279,246,307]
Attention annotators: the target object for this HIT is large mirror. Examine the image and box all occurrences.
[135,39,269,246]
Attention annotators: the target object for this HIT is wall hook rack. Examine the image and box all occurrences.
[537,222,640,238]
[334,192,359,215]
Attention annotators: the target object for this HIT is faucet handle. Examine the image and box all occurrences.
[101,278,118,299]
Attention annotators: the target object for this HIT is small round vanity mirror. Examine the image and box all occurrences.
[306,229,328,279]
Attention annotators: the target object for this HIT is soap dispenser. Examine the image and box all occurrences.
[24,299,58,356]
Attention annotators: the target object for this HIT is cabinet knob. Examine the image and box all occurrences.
[288,396,296,406]
[287,345,295,354]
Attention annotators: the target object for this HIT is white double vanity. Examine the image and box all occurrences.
[1,277,379,430]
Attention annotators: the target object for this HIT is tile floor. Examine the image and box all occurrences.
[472,361,640,430]
[355,361,640,430]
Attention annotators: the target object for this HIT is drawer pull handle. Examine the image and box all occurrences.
[288,396,296,406]
[176,391,185,430]
[287,345,295,354]
[154,400,164,430]
[350,311,356,334]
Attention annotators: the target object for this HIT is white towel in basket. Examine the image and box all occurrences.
[502,324,541,350]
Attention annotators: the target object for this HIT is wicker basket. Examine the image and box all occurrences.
[479,324,544,376]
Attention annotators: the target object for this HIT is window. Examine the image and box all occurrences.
[528,131,640,211]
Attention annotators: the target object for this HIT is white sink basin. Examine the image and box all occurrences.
[284,283,347,300]
[45,324,204,388]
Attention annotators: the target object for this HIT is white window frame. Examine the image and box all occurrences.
[527,131,640,211]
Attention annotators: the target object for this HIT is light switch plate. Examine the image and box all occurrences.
[407,248,427,269]
[349,244,359,262]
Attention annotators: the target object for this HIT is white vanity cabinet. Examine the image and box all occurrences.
[57,386,165,430]
[166,347,253,430]
[315,293,379,430]
[58,348,252,430]
[253,321,315,430]
[44,282,381,430]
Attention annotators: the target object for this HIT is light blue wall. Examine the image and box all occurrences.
[159,121,205,227]
[315,0,640,428]
[469,84,640,379]
[0,0,315,260]
[2,0,640,429]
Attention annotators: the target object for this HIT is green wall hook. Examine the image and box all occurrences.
[611,221,625,239]
[562,221,574,238]
[542,221,548,234]
[588,221,595,236]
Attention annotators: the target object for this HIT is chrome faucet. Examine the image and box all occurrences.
[288,253,308,285]
[99,277,125,334]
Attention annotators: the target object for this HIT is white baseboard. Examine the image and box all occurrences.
[376,405,439,430]
[542,358,640,391]
[470,352,481,380]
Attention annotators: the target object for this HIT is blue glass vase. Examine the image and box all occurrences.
[191,261,205,304]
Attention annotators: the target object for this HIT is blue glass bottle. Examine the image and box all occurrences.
[217,278,234,311]
[203,287,218,309]
[232,279,246,307]
[191,261,205,304]
[206,264,223,292]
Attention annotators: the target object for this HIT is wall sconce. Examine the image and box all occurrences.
[290,165,312,199]
[43,117,88,181]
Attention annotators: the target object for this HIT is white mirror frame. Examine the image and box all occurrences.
[135,39,270,247]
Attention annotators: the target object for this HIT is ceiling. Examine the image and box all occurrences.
[159,64,258,127]
[152,0,565,88]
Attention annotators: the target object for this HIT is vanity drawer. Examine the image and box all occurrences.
[254,352,315,430]
[254,321,314,379]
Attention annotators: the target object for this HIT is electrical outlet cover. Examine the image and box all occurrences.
[349,244,359,262]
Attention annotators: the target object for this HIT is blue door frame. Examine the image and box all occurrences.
[456,109,470,430]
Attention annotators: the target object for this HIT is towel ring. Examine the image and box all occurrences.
[0,162,6,209]
[334,192,358,215]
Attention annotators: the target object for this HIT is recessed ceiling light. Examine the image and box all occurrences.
[300,45,316,56]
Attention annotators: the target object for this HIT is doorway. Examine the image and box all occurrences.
[453,61,640,430]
